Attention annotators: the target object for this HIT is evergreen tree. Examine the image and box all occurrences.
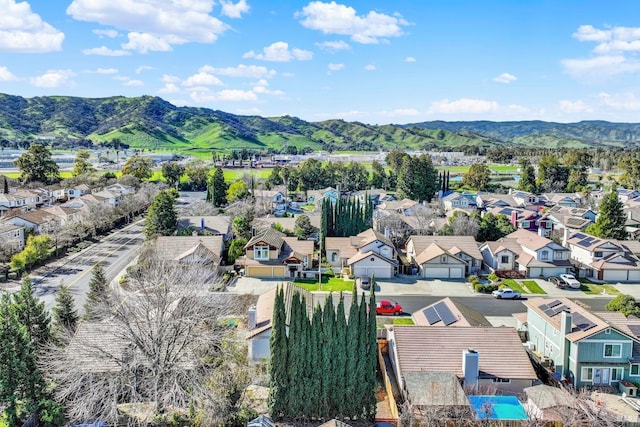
[286,293,303,418]
[14,144,60,184]
[161,161,185,189]
[345,286,361,419]
[52,284,79,335]
[14,276,51,349]
[0,294,31,425]
[3,175,9,194]
[72,149,96,176]
[144,189,178,239]
[356,291,369,418]
[268,286,289,420]
[308,304,323,419]
[586,190,627,239]
[518,158,537,193]
[334,293,348,417]
[208,166,227,208]
[84,263,109,321]
[321,294,337,417]
[365,277,378,419]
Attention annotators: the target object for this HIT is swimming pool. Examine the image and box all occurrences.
[468,395,529,420]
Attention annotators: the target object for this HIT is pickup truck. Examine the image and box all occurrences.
[492,288,521,299]
[376,300,403,315]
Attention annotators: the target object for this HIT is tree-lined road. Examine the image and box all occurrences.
[31,220,145,311]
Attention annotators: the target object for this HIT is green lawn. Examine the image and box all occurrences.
[392,318,415,325]
[293,276,356,292]
[501,279,527,294]
[521,280,547,294]
[580,282,621,296]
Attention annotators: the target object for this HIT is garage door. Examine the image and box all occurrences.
[423,267,464,279]
[352,266,392,278]
[628,270,640,282]
[604,270,629,283]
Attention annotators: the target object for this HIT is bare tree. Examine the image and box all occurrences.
[41,250,253,425]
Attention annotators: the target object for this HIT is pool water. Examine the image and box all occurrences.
[468,395,529,420]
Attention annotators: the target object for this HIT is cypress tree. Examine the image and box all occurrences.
[345,286,361,419]
[356,291,369,418]
[365,276,378,419]
[446,170,450,192]
[287,293,304,418]
[308,304,323,419]
[53,284,79,336]
[321,294,337,417]
[268,286,289,420]
[14,276,51,350]
[334,293,348,417]
[2,176,7,194]
[84,263,109,321]
[320,198,328,248]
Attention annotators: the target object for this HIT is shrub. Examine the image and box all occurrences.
[488,272,499,282]
[467,275,479,284]
[474,283,499,293]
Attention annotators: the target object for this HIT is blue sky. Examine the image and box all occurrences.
[2,0,640,124]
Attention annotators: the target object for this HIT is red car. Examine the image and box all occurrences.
[376,300,403,316]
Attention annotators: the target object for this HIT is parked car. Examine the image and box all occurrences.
[492,288,521,299]
[376,300,403,316]
[358,276,370,290]
[548,276,567,289]
[560,273,581,289]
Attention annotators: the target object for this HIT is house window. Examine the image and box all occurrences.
[254,245,270,260]
[501,255,509,264]
[582,367,593,381]
[331,252,337,262]
[594,251,603,258]
[528,196,537,203]
[631,364,640,376]
[441,255,447,263]
[604,344,622,358]
[554,251,564,260]
[492,378,511,383]
[605,329,611,334]
[453,200,459,206]
[540,251,549,260]
[612,368,623,381]
[522,221,530,228]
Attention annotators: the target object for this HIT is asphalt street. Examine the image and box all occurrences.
[31,220,145,311]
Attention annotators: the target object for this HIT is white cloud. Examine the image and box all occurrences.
[122,32,172,53]
[83,46,131,56]
[252,79,284,95]
[364,64,376,71]
[561,55,640,79]
[220,0,249,18]
[405,56,416,62]
[136,65,154,74]
[429,98,499,114]
[30,69,75,88]
[598,92,640,111]
[573,25,610,42]
[492,72,517,84]
[158,83,180,94]
[296,1,408,44]
[243,41,312,62]
[162,74,181,83]
[123,79,143,86]
[199,64,276,78]
[189,88,257,102]
[183,71,224,87]
[0,66,18,81]
[328,63,344,71]
[558,99,593,113]
[0,0,64,52]
[92,28,118,38]
[67,0,229,52]
[87,67,118,74]
[316,40,350,51]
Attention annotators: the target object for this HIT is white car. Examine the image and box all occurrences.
[492,288,521,299]
[560,274,581,289]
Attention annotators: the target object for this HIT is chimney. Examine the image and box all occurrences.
[538,226,545,237]
[462,349,479,390]
[252,226,257,237]
[248,305,257,330]
[510,210,518,228]
[384,227,390,239]
[560,310,572,336]
[200,217,205,230]
[562,227,570,247]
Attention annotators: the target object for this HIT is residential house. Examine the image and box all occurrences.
[41,206,82,226]
[412,297,490,327]
[353,188,388,206]
[523,297,640,388]
[377,198,422,216]
[93,184,135,208]
[480,229,572,278]
[545,206,596,234]
[6,209,58,234]
[155,236,224,266]
[306,187,338,206]
[441,192,477,213]
[253,188,287,215]
[325,228,397,278]
[401,372,471,421]
[509,189,542,207]
[618,189,640,204]
[0,192,28,217]
[476,192,522,210]
[67,184,90,199]
[564,231,640,282]
[238,227,314,278]
[405,235,482,279]
[177,216,233,240]
[42,185,67,203]
[523,384,584,424]
[387,326,538,394]
[544,193,583,208]
[486,206,553,237]
[12,189,44,210]
[0,222,25,256]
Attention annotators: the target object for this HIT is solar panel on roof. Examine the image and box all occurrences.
[552,305,570,316]
[547,300,562,308]
[578,238,592,247]
[539,304,549,311]
[574,233,586,240]
[434,301,457,326]
[592,239,601,245]
[423,306,441,325]
[544,308,556,317]
[571,312,596,331]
